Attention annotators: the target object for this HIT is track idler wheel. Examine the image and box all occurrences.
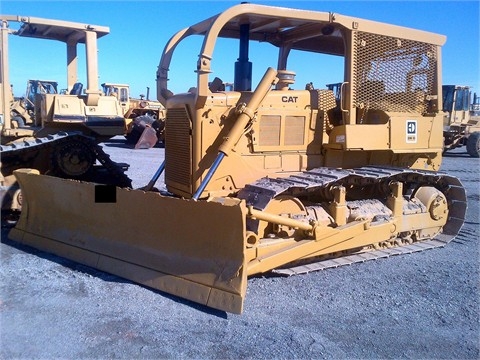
[255,195,310,239]
[414,186,448,222]
[409,186,449,240]
[52,138,96,178]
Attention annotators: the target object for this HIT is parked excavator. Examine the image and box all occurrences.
[1,15,131,212]
[9,4,466,314]
[442,85,480,157]
[101,83,165,148]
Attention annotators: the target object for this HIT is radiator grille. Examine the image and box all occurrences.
[165,108,191,188]
[353,31,438,114]
[284,116,305,145]
[259,115,281,146]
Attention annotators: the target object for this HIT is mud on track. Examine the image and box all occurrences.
[1,138,479,359]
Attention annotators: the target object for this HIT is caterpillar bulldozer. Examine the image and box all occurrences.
[442,85,480,157]
[1,15,130,211]
[9,4,466,314]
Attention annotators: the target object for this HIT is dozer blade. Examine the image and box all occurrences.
[9,169,248,314]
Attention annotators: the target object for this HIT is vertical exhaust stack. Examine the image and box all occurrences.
[234,23,252,91]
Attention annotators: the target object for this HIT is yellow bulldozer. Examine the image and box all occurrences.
[9,4,466,314]
[0,15,126,141]
[0,15,131,211]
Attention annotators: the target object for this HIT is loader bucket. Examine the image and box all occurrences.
[9,169,248,314]
[126,116,160,149]
[134,126,158,149]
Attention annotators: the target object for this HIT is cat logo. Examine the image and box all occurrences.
[406,120,417,143]
[281,96,298,103]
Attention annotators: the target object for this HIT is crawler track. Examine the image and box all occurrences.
[237,166,467,275]
[1,132,132,211]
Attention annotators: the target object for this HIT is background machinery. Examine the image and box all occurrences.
[9,4,466,314]
[101,82,165,148]
[0,15,130,211]
[9,79,59,128]
[442,85,480,157]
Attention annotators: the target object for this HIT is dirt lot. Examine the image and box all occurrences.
[1,139,478,359]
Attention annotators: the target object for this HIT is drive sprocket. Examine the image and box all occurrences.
[52,136,96,178]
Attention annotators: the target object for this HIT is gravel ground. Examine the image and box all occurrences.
[1,138,479,359]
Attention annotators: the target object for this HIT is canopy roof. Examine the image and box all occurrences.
[1,15,109,43]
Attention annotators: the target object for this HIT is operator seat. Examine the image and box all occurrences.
[70,82,83,96]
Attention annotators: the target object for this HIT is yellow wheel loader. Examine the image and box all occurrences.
[9,4,467,314]
[442,85,480,157]
[101,83,165,149]
[9,79,59,128]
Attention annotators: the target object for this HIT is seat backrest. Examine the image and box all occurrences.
[70,82,83,96]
